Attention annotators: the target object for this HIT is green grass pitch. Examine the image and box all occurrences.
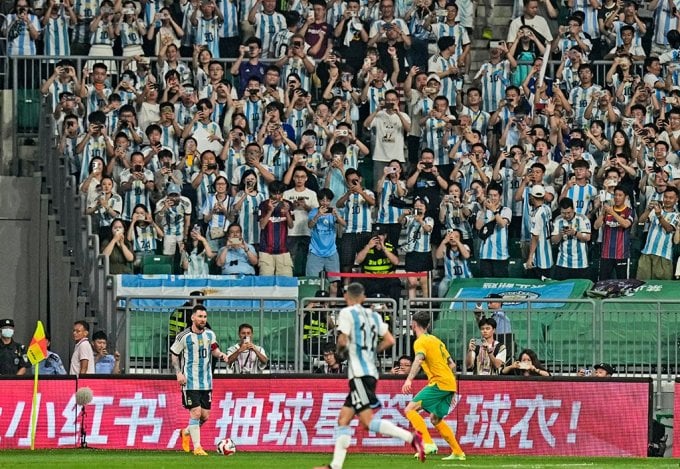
[0,450,678,468]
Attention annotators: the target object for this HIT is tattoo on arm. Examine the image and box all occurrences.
[171,354,181,374]
[407,354,424,381]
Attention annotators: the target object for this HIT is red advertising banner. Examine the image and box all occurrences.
[0,377,649,456]
[674,380,680,458]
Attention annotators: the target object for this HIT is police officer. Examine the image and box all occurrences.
[354,225,402,303]
[0,319,28,375]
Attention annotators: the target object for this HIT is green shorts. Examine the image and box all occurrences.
[412,384,454,419]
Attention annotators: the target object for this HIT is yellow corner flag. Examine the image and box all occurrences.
[27,320,48,365]
[28,321,48,450]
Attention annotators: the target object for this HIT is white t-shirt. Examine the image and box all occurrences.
[70,338,95,375]
[369,111,410,162]
[283,187,319,237]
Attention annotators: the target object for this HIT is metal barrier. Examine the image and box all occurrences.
[119,295,299,374]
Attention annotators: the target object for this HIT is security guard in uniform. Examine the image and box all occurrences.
[0,319,28,375]
[354,225,403,303]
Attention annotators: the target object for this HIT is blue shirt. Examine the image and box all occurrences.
[309,208,338,257]
[218,244,257,275]
[38,351,67,375]
[95,354,116,374]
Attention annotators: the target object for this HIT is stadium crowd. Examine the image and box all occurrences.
[6,0,680,298]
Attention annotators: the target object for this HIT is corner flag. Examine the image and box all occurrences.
[27,320,48,365]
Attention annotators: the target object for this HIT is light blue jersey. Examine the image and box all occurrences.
[403,215,433,253]
[43,14,71,58]
[530,204,553,269]
[479,206,512,260]
[171,328,217,390]
[218,0,239,38]
[474,61,511,113]
[376,179,406,224]
[564,183,598,215]
[262,143,291,181]
[195,15,221,58]
[234,191,266,245]
[443,245,472,279]
[342,191,374,233]
[552,214,591,268]
[641,210,679,260]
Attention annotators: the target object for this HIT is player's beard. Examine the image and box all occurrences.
[194,323,205,332]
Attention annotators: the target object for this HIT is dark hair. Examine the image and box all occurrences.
[73,320,89,332]
[517,348,548,373]
[478,317,497,329]
[238,169,258,192]
[92,330,108,341]
[411,310,431,329]
[238,323,253,333]
[317,188,334,201]
[559,197,574,210]
[268,180,287,195]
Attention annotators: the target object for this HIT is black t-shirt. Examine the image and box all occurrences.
[407,169,442,217]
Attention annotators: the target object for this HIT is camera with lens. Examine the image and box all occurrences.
[133,164,143,172]
[207,163,218,170]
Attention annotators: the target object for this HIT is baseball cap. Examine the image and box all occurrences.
[530,185,546,198]
[0,319,15,328]
[426,74,441,84]
[371,225,387,236]
[166,183,181,195]
[594,363,615,375]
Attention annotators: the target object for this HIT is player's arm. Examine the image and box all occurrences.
[447,356,457,372]
[170,351,186,384]
[376,330,395,354]
[401,352,424,393]
[210,342,228,362]
[336,332,349,354]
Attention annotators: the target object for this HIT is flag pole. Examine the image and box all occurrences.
[30,364,39,450]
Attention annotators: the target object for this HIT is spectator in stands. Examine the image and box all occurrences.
[38,333,67,375]
[550,197,592,280]
[180,224,215,275]
[284,166,319,277]
[201,175,234,252]
[578,362,614,377]
[475,293,512,354]
[465,317,507,375]
[475,183,512,278]
[389,355,412,375]
[636,186,680,280]
[507,0,553,47]
[155,183,192,258]
[6,0,41,56]
[70,320,94,376]
[216,223,258,275]
[502,348,550,376]
[0,319,27,376]
[91,330,121,374]
[406,149,449,219]
[128,203,163,271]
[102,218,135,274]
[594,185,634,280]
[399,196,434,299]
[258,180,295,276]
[314,343,345,374]
[337,168,375,280]
[354,224,402,303]
[307,189,345,296]
[85,175,123,238]
[76,111,114,182]
[119,152,155,222]
[436,228,472,296]
[248,0,286,58]
[226,323,269,374]
[526,184,553,279]
[375,159,407,246]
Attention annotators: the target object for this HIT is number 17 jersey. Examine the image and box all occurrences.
[337,305,389,380]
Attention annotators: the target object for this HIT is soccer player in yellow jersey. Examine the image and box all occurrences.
[402,311,466,461]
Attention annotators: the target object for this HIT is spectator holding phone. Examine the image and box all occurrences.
[594,185,634,280]
[578,362,614,377]
[307,189,345,297]
[465,317,507,375]
[502,349,550,376]
[102,218,135,274]
[354,225,402,302]
[216,223,258,275]
[226,323,269,374]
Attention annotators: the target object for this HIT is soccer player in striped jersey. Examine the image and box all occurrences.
[171,305,228,456]
[636,186,680,280]
[402,311,466,461]
[526,184,553,279]
[436,228,472,296]
[550,198,592,280]
[476,183,512,278]
[313,283,425,469]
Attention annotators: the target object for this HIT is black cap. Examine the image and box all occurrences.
[0,319,15,328]
[486,293,503,299]
[372,225,387,235]
[594,363,615,375]
[314,290,330,298]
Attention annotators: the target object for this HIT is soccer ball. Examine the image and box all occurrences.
[216,438,237,456]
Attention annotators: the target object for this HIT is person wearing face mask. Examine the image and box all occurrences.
[0,319,28,376]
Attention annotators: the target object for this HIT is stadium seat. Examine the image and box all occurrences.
[140,255,174,275]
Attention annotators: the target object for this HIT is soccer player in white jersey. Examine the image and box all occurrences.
[171,305,228,456]
[313,283,425,469]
